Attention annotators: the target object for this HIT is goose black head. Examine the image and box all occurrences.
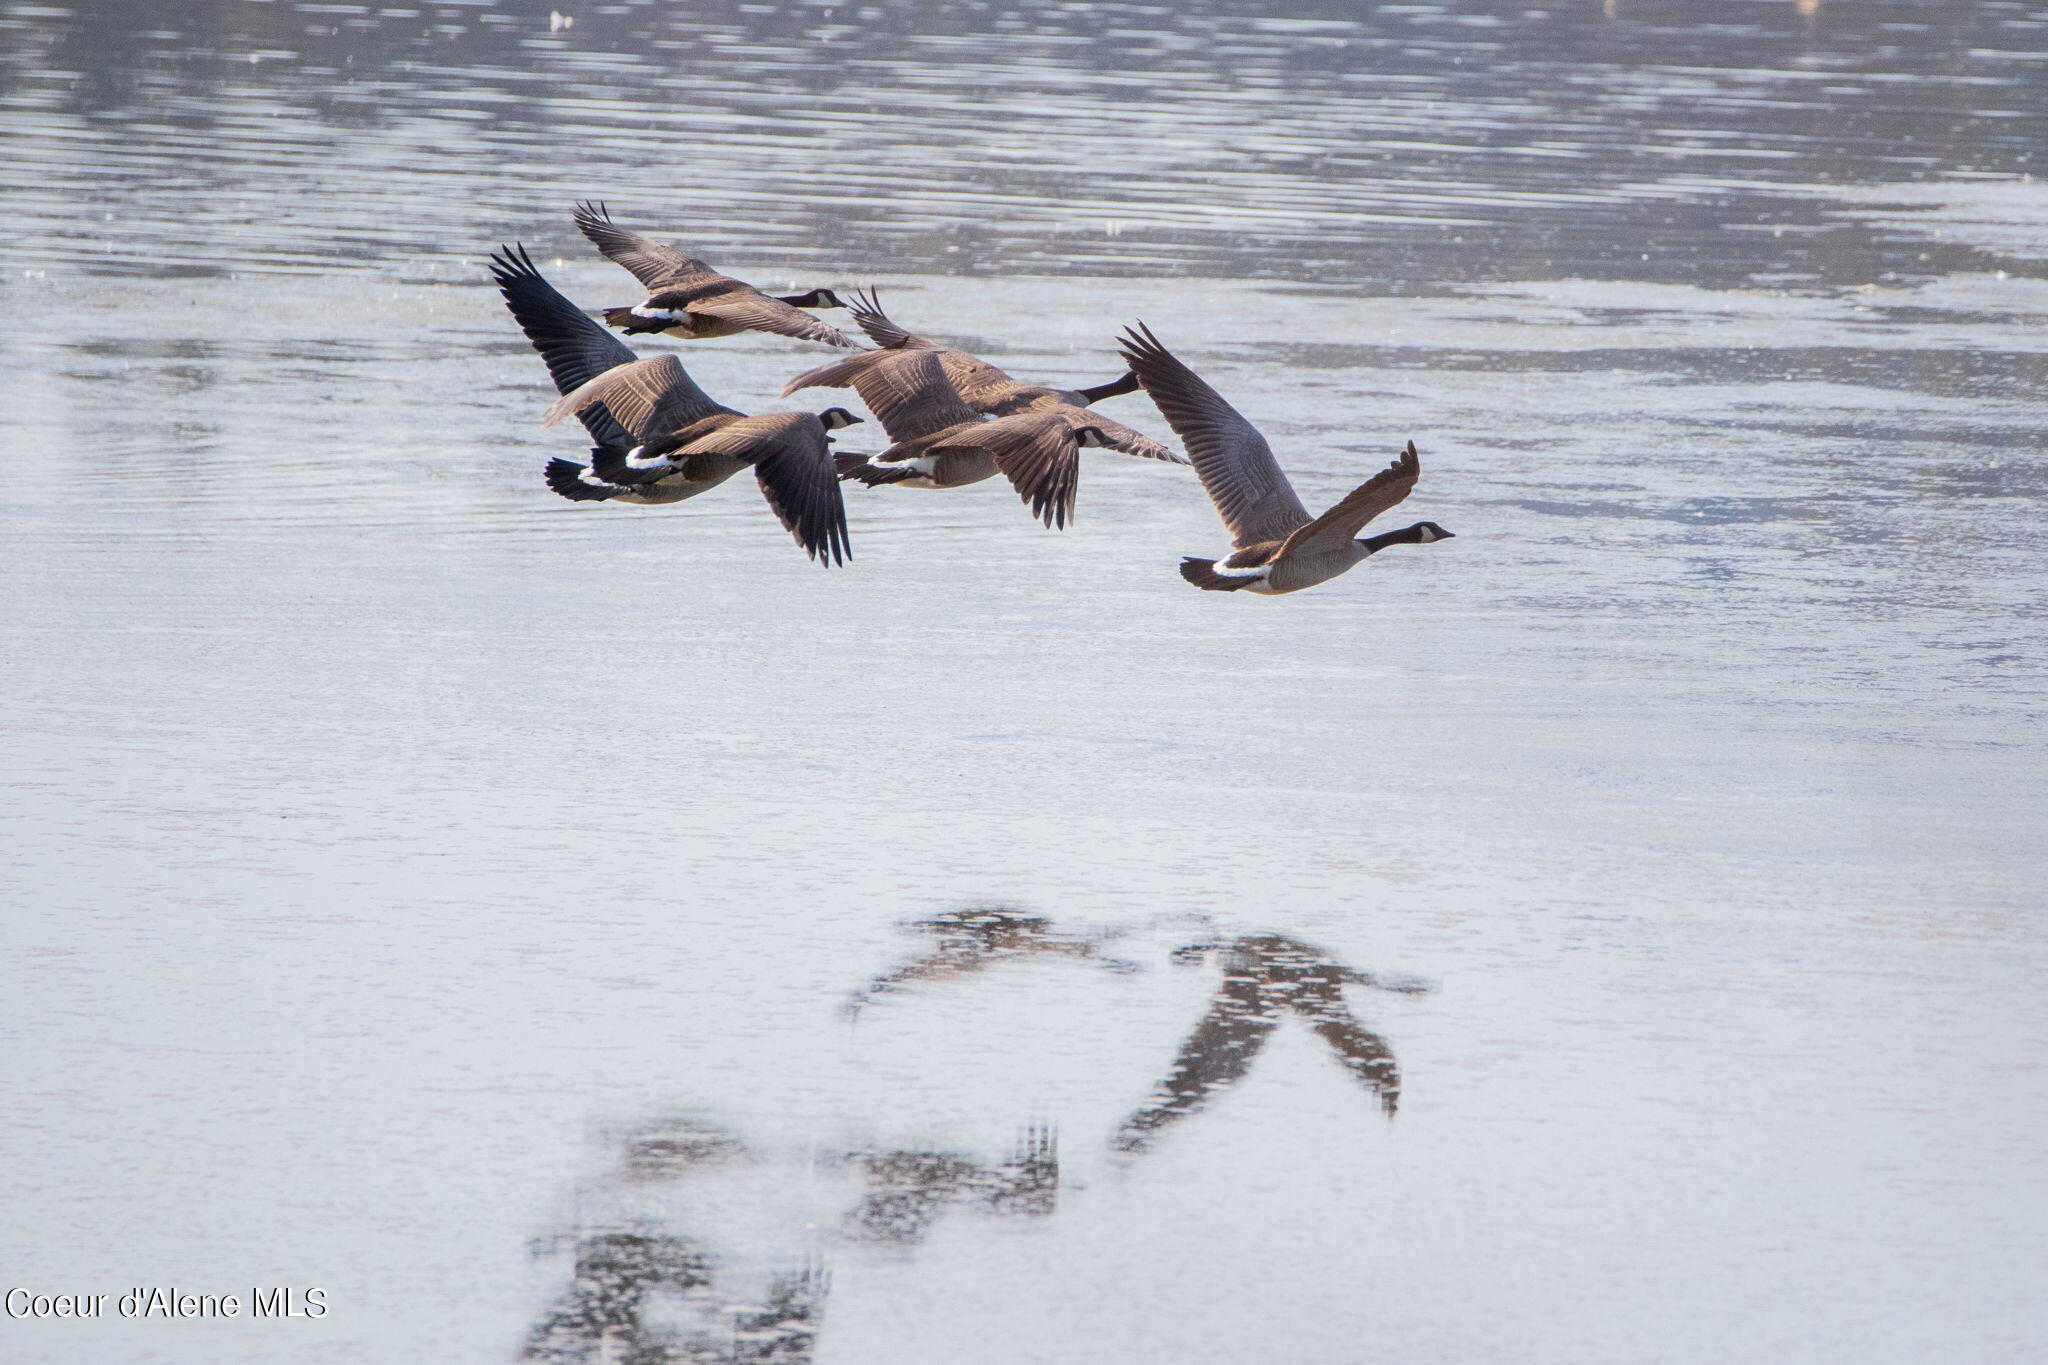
[818,407,864,431]
[1074,425,1111,448]
[1411,521,1454,543]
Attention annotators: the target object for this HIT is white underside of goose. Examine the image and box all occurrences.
[630,304,686,321]
[873,454,939,475]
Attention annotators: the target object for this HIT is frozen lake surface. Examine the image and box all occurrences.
[4,1,2047,1361]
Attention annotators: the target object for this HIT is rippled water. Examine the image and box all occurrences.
[4,2,2047,1362]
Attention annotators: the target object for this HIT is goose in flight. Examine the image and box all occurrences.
[490,244,856,565]
[572,201,855,348]
[1117,324,1453,594]
[844,288,1140,416]
[784,344,1184,528]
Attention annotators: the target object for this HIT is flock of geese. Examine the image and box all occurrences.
[492,203,1454,595]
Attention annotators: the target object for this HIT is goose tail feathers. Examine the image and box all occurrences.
[1179,557,1254,591]
[544,457,629,502]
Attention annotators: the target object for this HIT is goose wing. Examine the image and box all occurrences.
[540,354,740,442]
[1281,441,1421,555]
[572,200,720,289]
[842,289,1032,404]
[784,347,983,442]
[939,407,1184,529]
[676,414,851,565]
[675,288,850,347]
[1118,323,1309,547]
[847,287,943,350]
[490,244,638,449]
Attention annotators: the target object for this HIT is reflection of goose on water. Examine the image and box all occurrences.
[842,1123,1060,1247]
[844,906,1139,1017]
[574,201,855,348]
[491,245,858,565]
[1114,934,1431,1154]
[1118,324,1454,594]
[523,1117,832,1365]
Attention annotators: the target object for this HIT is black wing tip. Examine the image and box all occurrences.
[488,241,542,287]
[806,530,852,567]
[1114,319,1174,371]
[571,199,612,226]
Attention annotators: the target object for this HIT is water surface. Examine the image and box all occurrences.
[3,2,2046,1362]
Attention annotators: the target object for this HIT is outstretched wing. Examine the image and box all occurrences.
[540,354,740,443]
[938,408,1180,529]
[685,290,854,347]
[784,347,984,442]
[675,414,851,565]
[490,244,637,449]
[1069,411,1183,465]
[846,287,1048,405]
[846,287,943,350]
[1118,322,1309,547]
[572,200,719,290]
[1281,441,1421,556]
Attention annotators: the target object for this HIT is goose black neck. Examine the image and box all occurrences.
[1360,524,1428,553]
[1076,370,1142,403]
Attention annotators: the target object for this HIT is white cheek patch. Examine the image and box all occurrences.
[1417,526,1439,542]
[630,304,685,320]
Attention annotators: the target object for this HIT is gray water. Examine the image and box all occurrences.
[4,1,2047,1361]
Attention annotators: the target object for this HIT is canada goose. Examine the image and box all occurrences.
[784,344,1185,528]
[572,201,855,348]
[845,288,1141,416]
[490,244,854,564]
[1117,324,1453,594]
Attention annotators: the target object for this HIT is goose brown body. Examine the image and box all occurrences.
[574,202,855,349]
[492,245,852,563]
[786,306,1184,527]
[1117,324,1453,594]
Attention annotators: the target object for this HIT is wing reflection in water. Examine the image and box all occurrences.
[522,1119,829,1365]
[1115,935,1433,1154]
[843,1123,1059,1247]
[523,913,1428,1358]
[843,904,1139,1018]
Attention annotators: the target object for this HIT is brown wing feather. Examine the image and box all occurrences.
[687,291,854,347]
[741,417,852,566]
[1074,412,1185,464]
[540,355,741,442]
[1280,441,1421,555]
[572,201,719,290]
[847,287,943,350]
[1117,323,1309,547]
[787,348,985,442]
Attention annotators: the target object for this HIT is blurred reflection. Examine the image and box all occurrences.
[524,1119,828,1365]
[1115,935,1432,1154]
[843,1124,1059,1247]
[844,905,1139,1018]
[525,914,1427,1356]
